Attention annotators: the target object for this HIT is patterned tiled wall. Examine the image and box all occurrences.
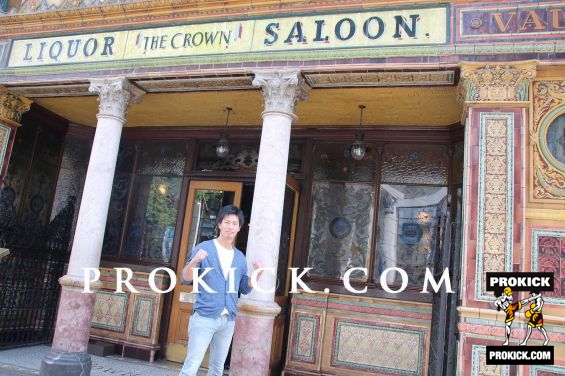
[285,293,431,376]
[90,268,170,360]
[471,345,509,376]
[530,365,565,376]
[462,108,524,307]
[532,229,565,303]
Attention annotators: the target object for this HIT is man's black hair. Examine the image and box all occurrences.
[216,205,245,228]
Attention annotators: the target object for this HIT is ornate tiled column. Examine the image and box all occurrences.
[0,86,32,189]
[230,70,308,376]
[40,77,143,376]
[456,61,537,374]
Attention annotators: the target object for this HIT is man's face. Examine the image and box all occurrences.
[218,214,241,240]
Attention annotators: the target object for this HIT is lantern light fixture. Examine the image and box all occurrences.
[216,107,232,158]
[350,104,366,161]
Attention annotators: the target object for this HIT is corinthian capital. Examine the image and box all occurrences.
[0,86,32,124]
[89,77,145,121]
[252,69,310,118]
[458,60,538,103]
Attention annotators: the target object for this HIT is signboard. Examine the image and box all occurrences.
[7,6,448,67]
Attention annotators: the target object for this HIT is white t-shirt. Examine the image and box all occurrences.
[213,239,234,316]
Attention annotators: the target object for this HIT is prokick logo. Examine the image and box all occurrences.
[485,272,555,365]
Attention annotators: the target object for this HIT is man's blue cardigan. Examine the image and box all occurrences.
[182,239,252,320]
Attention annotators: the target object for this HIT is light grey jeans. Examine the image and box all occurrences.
[179,312,235,376]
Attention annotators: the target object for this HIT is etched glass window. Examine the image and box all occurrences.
[381,144,448,185]
[373,185,448,287]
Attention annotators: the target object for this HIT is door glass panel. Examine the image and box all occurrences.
[186,189,236,252]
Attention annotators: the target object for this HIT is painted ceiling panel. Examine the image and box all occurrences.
[32,86,462,128]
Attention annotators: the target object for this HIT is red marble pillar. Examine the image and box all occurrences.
[230,69,308,375]
[40,78,144,376]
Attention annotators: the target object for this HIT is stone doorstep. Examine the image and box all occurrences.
[87,341,116,357]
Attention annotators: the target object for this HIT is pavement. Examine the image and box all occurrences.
[0,344,218,376]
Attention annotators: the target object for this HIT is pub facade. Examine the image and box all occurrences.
[0,0,564,375]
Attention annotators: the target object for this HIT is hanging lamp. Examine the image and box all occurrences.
[350,104,366,161]
[216,107,232,158]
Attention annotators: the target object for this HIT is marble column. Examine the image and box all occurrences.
[0,86,32,189]
[230,69,308,376]
[40,77,144,376]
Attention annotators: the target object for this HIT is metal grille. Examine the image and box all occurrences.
[0,246,67,348]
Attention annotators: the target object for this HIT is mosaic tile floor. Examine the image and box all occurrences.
[0,345,217,376]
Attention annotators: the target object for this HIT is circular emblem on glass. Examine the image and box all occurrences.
[329,217,352,239]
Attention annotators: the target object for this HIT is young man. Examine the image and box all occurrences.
[179,205,262,376]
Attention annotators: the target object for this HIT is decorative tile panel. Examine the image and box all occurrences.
[530,365,565,376]
[289,312,320,364]
[532,229,565,304]
[90,268,169,356]
[286,293,431,375]
[135,76,254,92]
[331,319,424,375]
[476,113,515,301]
[6,83,91,98]
[471,345,509,376]
[91,290,128,332]
[304,71,455,88]
[130,295,156,338]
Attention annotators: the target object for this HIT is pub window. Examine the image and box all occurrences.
[307,142,376,281]
[101,140,185,265]
[306,142,449,290]
[373,144,449,288]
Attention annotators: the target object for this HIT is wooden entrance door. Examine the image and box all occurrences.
[165,181,242,363]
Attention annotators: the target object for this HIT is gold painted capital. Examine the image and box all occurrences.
[458,60,538,104]
[0,86,32,125]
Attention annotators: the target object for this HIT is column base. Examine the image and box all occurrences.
[230,300,281,376]
[39,350,92,376]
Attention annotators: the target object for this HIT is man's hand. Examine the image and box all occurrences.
[252,260,264,279]
[192,249,208,264]
[182,249,207,282]
[248,260,264,288]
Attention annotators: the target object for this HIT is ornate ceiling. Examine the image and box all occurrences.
[7,70,462,128]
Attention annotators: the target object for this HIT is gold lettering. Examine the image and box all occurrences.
[550,8,565,30]
[492,12,516,32]
[519,10,545,31]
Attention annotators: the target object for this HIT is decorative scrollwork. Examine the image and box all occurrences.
[459,61,537,103]
[0,86,32,124]
[533,143,565,200]
[531,79,565,200]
